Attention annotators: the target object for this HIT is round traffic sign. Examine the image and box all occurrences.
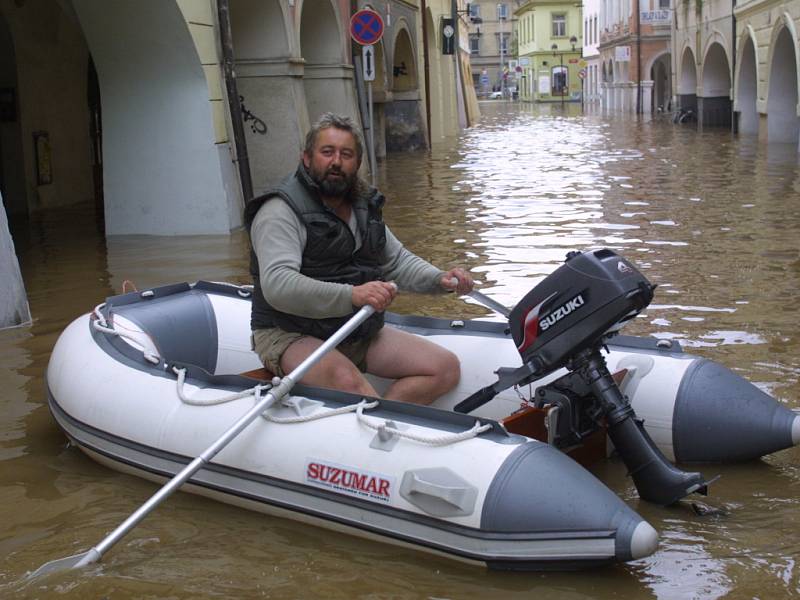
[350,9,384,45]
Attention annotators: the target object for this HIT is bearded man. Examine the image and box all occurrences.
[244,113,473,405]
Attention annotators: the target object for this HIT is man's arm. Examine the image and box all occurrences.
[250,199,354,318]
[380,228,445,293]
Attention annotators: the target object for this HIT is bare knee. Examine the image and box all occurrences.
[432,350,461,395]
[329,363,375,396]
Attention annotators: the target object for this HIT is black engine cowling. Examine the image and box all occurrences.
[509,248,654,376]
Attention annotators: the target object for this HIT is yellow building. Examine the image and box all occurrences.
[516,0,583,103]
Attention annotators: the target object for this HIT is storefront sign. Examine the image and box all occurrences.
[640,10,672,25]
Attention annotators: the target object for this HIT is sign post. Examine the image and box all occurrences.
[350,9,384,186]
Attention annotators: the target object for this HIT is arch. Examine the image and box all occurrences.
[701,29,730,70]
[649,53,672,113]
[299,0,353,124]
[230,0,291,59]
[766,21,799,144]
[701,42,730,97]
[644,50,671,80]
[679,46,697,94]
[391,21,418,92]
[735,28,758,136]
[372,38,389,94]
[299,0,344,65]
[230,0,303,194]
[74,1,232,234]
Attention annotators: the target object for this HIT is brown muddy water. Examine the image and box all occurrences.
[2,102,800,598]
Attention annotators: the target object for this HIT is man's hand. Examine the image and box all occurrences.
[440,268,474,295]
[352,281,398,312]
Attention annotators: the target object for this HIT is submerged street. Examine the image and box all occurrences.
[2,103,800,598]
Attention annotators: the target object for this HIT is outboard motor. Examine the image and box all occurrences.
[456,249,711,506]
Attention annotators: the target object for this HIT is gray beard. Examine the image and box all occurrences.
[318,174,354,197]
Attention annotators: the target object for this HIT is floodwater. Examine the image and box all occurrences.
[2,102,800,598]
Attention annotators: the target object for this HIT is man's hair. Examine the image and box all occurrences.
[304,113,364,165]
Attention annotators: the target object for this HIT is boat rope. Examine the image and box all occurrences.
[92,303,161,365]
[173,368,486,444]
[261,398,380,423]
[174,367,265,406]
[173,367,379,419]
[355,403,492,446]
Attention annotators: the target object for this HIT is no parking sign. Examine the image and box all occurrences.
[350,9,384,46]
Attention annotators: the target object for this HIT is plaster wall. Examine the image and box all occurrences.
[72,0,231,235]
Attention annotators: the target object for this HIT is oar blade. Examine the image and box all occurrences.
[28,550,95,579]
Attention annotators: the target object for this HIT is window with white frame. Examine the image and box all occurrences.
[497,3,508,20]
[469,33,481,54]
[469,3,480,18]
[552,13,566,37]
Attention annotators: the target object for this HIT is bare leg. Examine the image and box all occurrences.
[365,328,461,405]
[280,336,379,397]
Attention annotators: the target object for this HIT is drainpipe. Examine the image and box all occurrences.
[421,0,432,143]
[218,0,254,204]
[636,0,642,114]
[731,0,737,133]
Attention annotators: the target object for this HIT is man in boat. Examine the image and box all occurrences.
[244,112,473,405]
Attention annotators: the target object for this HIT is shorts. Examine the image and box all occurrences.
[252,327,372,377]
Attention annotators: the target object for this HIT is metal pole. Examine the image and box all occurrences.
[561,53,565,108]
[499,7,504,98]
[368,81,377,187]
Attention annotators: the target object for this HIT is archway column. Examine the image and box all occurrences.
[236,58,308,194]
[641,80,654,115]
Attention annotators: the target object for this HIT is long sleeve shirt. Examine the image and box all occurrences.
[250,198,447,319]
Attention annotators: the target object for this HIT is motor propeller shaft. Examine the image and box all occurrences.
[573,348,711,506]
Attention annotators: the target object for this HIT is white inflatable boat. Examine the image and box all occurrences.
[45,250,800,570]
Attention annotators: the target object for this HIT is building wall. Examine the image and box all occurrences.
[599,0,673,114]
[516,0,583,102]
[733,0,800,145]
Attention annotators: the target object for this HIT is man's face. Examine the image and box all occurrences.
[303,127,360,198]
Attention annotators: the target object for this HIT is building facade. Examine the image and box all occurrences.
[467,1,518,96]
[599,0,673,115]
[584,0,602,104]
[516,0,583,103]
[671,0,733,126]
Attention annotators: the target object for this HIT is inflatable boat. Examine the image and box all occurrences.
[45,249,800,570]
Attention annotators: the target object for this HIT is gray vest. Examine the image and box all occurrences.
[244,166,387,341]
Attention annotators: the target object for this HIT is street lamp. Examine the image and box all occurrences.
[498,4,506,98]
[551,43,564,108]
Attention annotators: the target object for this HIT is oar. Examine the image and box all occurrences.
[449,278,511,318]
[30,305,376,578]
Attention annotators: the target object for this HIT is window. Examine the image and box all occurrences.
[468,3,480,17]
[469,33,481,54]
[496,32,510,54]
[497,3,508,19]
[552,14,566,37]
[659,0,670,7]
[551,66,568,95]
